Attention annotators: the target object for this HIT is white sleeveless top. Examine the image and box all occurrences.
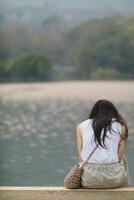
[79,119,121,163]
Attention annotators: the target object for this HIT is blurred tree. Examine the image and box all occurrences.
[0,14,5,26]
[1,15,134,81]
[72,17,134,79]
[89,67,130,80]
[4,54,54,82]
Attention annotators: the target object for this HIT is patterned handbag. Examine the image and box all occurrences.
[64,144,99,189]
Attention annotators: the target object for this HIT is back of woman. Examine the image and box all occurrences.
[79,119,121,164]
[76,99,130,188]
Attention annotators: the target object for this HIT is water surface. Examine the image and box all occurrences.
[0,96,133,186]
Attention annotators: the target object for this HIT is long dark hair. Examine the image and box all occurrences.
[89,99,128,148]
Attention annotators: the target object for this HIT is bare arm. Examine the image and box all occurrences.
[75,125,83,162]
[118,125,127,163]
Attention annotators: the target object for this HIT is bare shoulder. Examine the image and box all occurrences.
[76,120,84,128]
[76,123,81,131]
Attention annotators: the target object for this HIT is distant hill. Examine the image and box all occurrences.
[1,0,134,30]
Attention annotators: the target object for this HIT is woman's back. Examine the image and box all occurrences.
[79,118,121,163]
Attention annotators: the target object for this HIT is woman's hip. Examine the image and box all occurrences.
[81,161,129,188]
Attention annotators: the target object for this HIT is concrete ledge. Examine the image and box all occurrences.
[0,187,134,200]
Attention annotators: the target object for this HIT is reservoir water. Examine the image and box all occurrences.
[0,81,133,186]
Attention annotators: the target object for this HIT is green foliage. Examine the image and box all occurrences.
[1,15,134,81]
[42,16,60,27]
[16,27,27,34]
[70,16,134,79]
[0,14,5,25]
[42,15,63,32]
[89,67,131,80]
[0,60,6,78]
[0,54,54,82]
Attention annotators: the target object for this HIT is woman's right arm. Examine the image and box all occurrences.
[75,124,83,162]
[118,125,127,163]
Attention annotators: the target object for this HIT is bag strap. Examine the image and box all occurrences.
[80,143,99,168]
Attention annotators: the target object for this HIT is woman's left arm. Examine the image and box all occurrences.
[118,124,127,163]
[75,125,83,162]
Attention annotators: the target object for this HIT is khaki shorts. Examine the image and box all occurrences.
[81,156,130,189]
